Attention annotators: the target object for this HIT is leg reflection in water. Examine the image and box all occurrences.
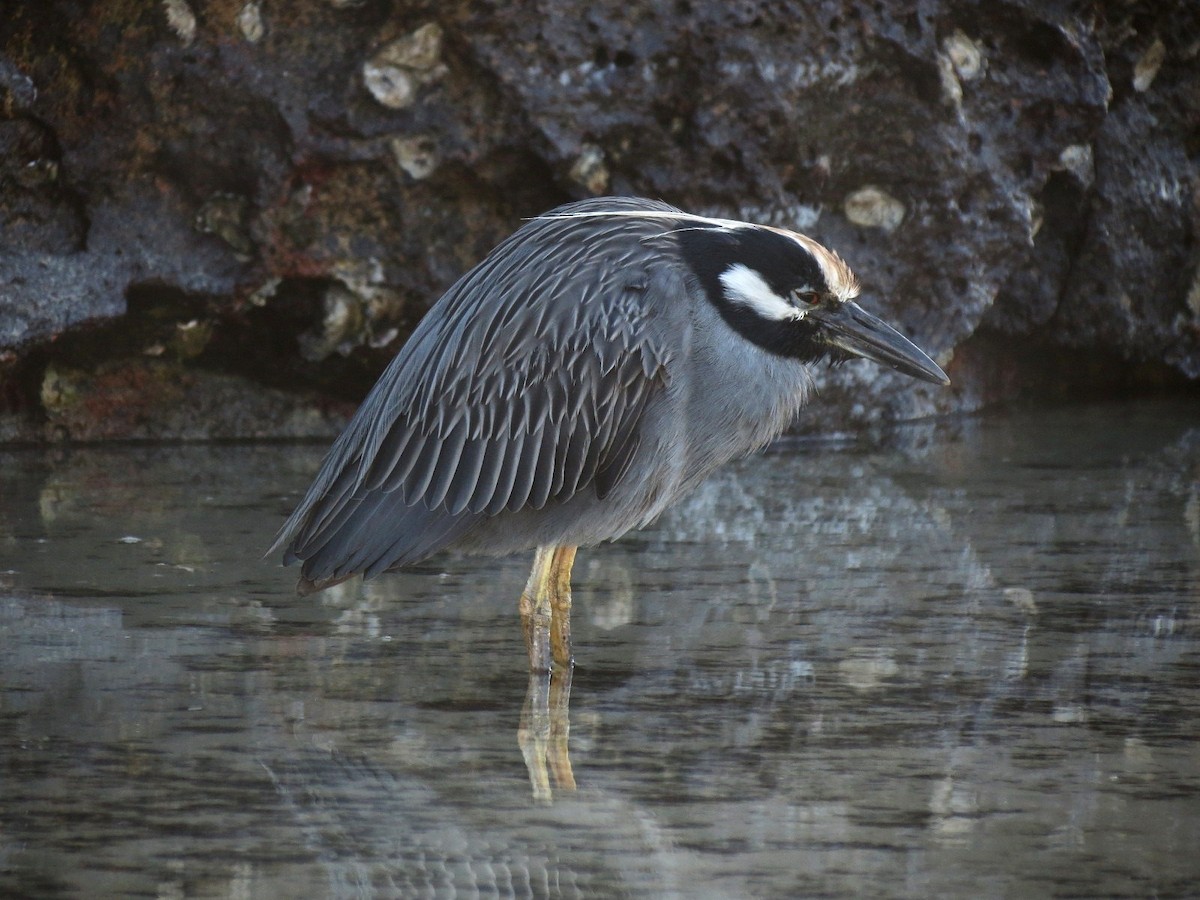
[518,668,576,803]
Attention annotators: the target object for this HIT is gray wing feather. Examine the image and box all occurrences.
[557,417,591,498]
[466,434,510,515]
[421,417,470,509]
[400,436,443,503]
[526,426,559,510]
[270,197,681,585]
[284,462,362,563]
[483,428,526,516]
[444,437,488,516]
[504,425,542,512]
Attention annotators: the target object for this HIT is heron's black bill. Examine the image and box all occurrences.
[817,301,950,386]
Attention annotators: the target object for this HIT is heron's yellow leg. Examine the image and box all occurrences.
[519,546,556,673]
[519,545,577,673]
[548,545,577,670]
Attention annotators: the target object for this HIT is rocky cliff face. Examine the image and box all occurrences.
[1,0,1196,441]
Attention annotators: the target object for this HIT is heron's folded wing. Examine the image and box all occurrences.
[269,203,681,585]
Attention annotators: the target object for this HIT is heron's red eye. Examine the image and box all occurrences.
[791,289,820,306]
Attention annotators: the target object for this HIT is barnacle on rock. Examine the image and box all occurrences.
[843,186,905,233]
[363,23,446,110]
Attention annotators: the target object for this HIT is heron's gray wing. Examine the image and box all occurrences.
[270,199,681,586]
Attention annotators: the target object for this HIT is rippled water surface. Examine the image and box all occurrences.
[1,400,1198,899]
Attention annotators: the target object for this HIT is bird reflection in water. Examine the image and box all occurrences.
[519,669,576,803]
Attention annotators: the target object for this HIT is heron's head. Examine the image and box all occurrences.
[677,222,949,386]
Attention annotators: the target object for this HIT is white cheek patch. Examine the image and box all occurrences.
[719,263,802,321]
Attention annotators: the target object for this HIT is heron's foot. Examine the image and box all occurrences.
[518,667,576,803]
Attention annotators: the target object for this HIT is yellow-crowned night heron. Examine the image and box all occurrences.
[270,197,949,673]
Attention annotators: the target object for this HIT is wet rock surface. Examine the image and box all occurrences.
[1,0,1197,441]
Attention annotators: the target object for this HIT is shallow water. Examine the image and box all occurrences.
[1,399,1198,899]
